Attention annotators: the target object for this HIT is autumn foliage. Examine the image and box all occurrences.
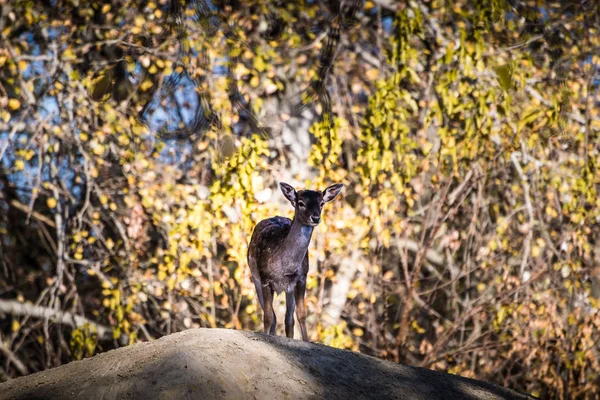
[1,1,599,398]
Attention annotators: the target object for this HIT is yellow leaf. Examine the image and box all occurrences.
[92,144,105,156]
[47,197,57,209]
[253,56,266,72]
[62,47,75,61]
[12,320,20,332]
[167,276,176,291]
[134,15,145,27]
[8,98,21,110]
[118,134,130,146]
[352,328,364,337]
[412,321,426,334]
[14,159,25,171]
[140,80,153,91]
[158,270,167,281]
[365,68,379,80]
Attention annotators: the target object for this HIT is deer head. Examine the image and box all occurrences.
[279,182,344,226]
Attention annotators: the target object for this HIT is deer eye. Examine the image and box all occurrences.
[298,201,306,208]
[320,202,324,207]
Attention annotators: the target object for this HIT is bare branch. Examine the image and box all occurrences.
[395,238,445,267]
[0,340,29,376]
[0,299,114,341]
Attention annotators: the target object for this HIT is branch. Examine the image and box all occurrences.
[396,239,445,267]
[525,85,596,126]
[371,0,399,11]
[0,341,29,376]
[7,199,56,228]
[511,151,534,282]
[448,169,474,206]
[0,299,114,341]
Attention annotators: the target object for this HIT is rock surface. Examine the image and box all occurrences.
[0,328,534,400]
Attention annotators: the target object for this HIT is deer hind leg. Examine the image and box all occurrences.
[285,291,296,339]
[252,276,265,310]
[262,285,277,335]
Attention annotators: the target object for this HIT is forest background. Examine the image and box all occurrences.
[1,0,599,398]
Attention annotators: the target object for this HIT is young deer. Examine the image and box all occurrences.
[247,182,344,341]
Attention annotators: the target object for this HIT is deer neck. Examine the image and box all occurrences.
[281,217,314,265]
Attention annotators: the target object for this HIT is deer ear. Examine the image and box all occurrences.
[280,182,297,206]
[323,183,344,203]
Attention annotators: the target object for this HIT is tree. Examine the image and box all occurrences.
[1,0,599,398]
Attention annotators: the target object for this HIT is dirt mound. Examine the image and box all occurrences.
[0,328,533,399]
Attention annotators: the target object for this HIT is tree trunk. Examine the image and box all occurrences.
[0,328,533,400]
[322,251,361,325]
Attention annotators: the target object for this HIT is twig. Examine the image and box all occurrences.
[510,150,534,283]
[65,258,114,289]
[0,339,29,376]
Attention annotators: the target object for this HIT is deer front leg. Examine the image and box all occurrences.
[285,291,296,338]
[262,285,277,335]
[294,280,309,341]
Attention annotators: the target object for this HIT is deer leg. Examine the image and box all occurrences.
[294,280,309,341]
[262,285,276,335]
[285,291,296,339]
[269,308,277,335]
[252,276,265,310]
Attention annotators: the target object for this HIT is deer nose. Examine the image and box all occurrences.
[310,215,321,224]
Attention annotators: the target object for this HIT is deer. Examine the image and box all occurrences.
[247,182,344,341]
